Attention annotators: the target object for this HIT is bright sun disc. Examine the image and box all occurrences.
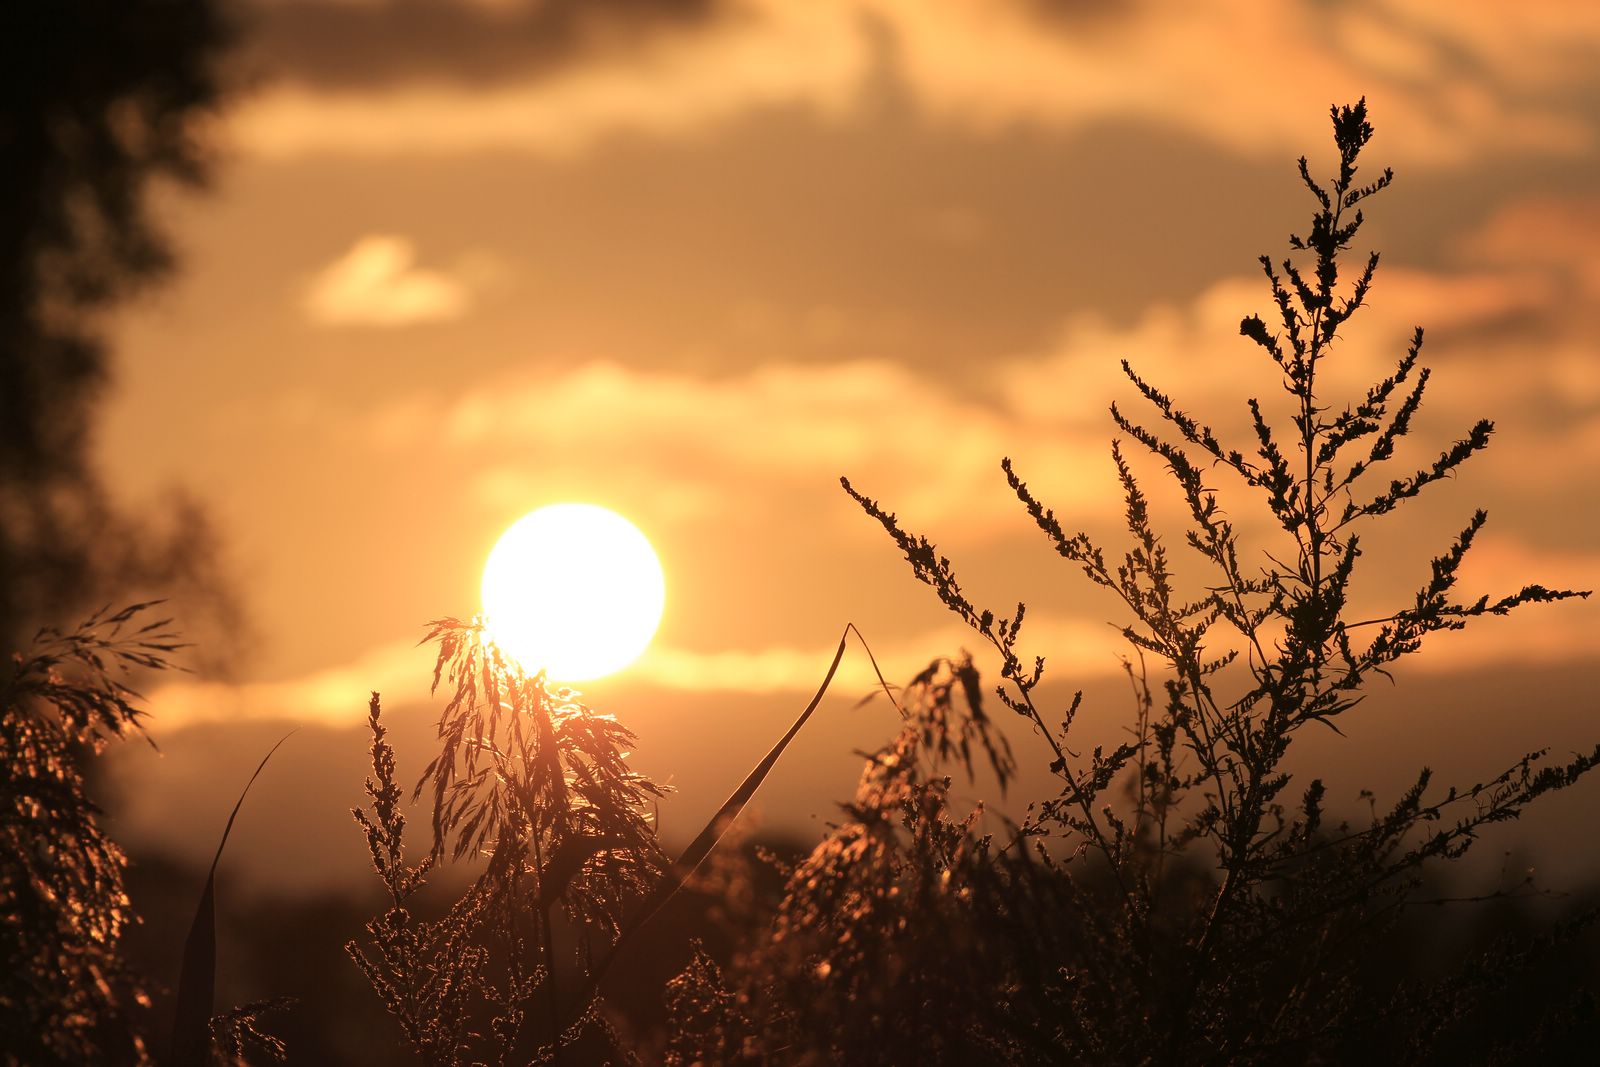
[480,503,665,681]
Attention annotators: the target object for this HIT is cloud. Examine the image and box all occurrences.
[230,1,868,159]
[141,610,1133,729]
[344,250,1591,546]
[142,527,1596,731]
[243,0,725,91]
[144,248,1600,730]
[1456,193,1600,300]
[145,635,439,729]
[1400,533,1600,671]
[227,0,1600,165]
[304,235,472,326]
[1003,267,1561,435]
[874,0,1597,166]
[634,615,1133,694]
[633,535,1598,689]
[426,357,1114,536]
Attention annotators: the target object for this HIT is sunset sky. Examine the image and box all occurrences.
[101,0,1600,892]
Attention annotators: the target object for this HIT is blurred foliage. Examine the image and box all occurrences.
[0,0,233,651]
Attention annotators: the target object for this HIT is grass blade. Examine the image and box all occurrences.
[170,731,295,1067]
[571,624,893,1013]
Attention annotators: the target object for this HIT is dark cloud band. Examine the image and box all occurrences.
[240,0,727,90]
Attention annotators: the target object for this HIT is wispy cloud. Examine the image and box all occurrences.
[305,235,473,326]
[140,611,1130,729]
[872,0,1596,166]
[1320,532,1599,674]
[230,0,1600,166]
[145,635,439,730]
[1457,192,1600,300]
[428,357,1113,536]
[143,537,1597,732]
[1004,267,1560,434]
[360,259,1579,535]
[335,254,1598,683]
[231,2,867,159]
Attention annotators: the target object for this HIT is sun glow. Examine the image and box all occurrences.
[480,503,665,681]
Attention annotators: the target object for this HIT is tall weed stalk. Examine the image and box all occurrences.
[683,99,1599,1064]
[348,620,668,1065]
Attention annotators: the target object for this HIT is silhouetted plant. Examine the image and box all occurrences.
[351,618,910,1063]
[677,99,1600,1064]
[681,660,1078,1066]
[1,605,293,1066]
[206,995,296,1066]
[662,943,754,1067]
[347,693,485,1066]
[0,603,178,1064]
[348,620,669,1065]
[349,101,1598,1066]
[170,733,296,1067]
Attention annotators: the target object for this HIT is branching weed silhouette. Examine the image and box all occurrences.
[680,99,1600,1064]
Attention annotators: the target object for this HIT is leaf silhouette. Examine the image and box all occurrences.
[170,731,294,1067]
[571,623,891,1013]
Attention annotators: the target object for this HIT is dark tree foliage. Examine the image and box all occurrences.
[0,0,231,651]
[0,5,238,1062]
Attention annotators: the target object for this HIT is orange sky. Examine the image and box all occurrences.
[100,0,1600,892]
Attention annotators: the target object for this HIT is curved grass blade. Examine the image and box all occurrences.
[570,624,895,1014]
[170,731,295,1067]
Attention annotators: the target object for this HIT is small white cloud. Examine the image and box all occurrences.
[305,235,470,327]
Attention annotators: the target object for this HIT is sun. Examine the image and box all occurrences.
[480,503,665,682]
